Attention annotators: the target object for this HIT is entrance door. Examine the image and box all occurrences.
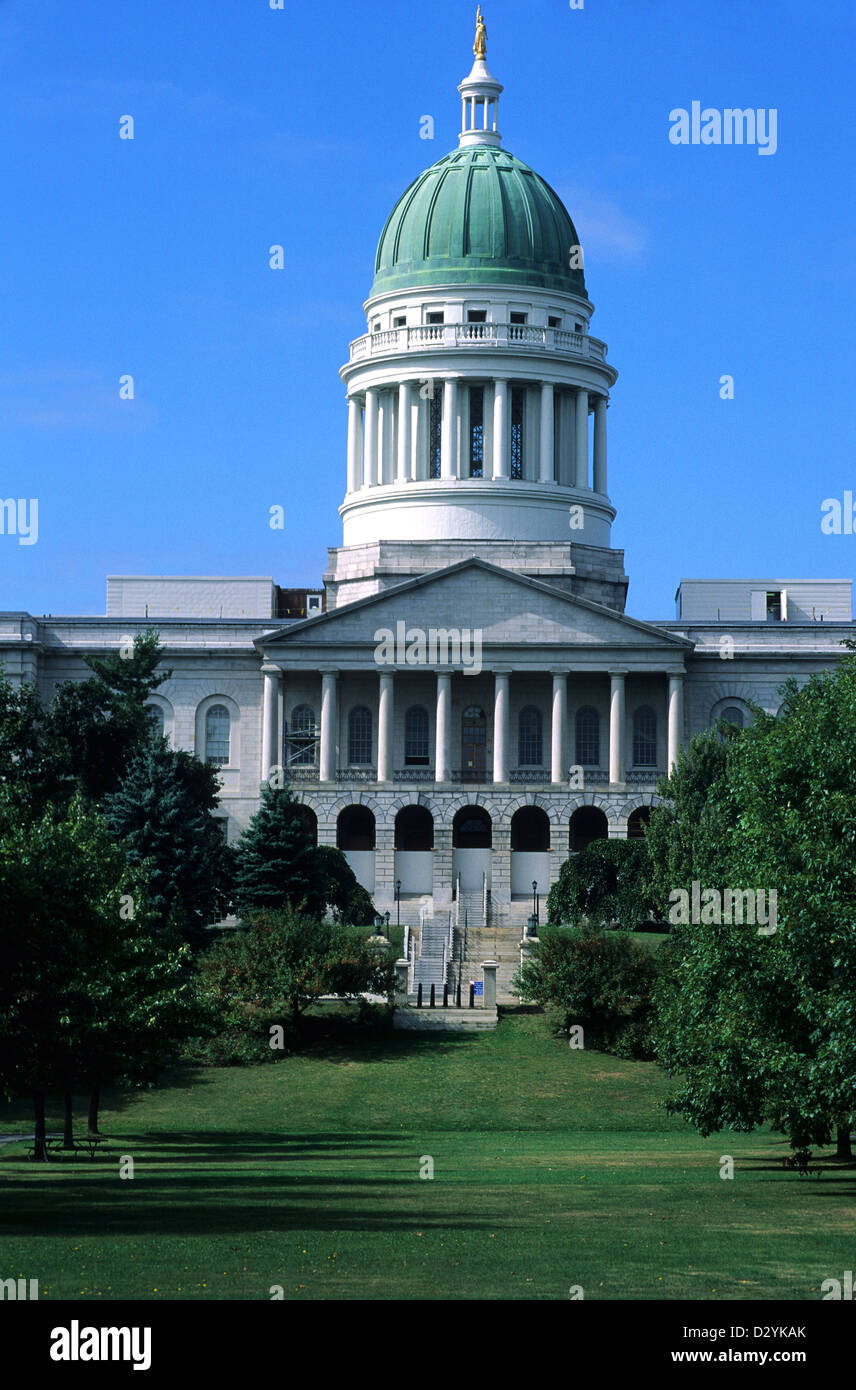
[461,706,487,782]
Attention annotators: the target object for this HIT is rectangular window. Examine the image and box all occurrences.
[548,315,561,328]
[426,311,444,325]
[393,314,406,327]
[510,386,525,479]
[467,310,487,322]
[429,390,442,478]
[510,311,527,324]
[469,385,484,478]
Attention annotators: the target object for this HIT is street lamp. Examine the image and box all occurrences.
[384,911,390,939]
[532,880,539,931]
[395,879,401,930]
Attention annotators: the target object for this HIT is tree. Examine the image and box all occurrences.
[48,629,171,804]
[650,659,856,1157]
[198,907,394,1032]
[546,838,660,932]
[232,787,374,922]
[0,791,197,1154]
[514,923,659,1057]
[103,742,232,946]
[0,668,62,814]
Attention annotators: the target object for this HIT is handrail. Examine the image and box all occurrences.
[349,323,609,365]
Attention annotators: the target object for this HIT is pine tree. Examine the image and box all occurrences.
[104,742,231,946]
[231,785,320,918]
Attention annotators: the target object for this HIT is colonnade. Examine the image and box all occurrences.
[260,667,684,786]
[346,379,608,494]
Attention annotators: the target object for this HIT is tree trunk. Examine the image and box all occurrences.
[32,1092,48,1162]
[836,1125,853,1160]
[63,1085,74,1149]
[88,1083,101,1136]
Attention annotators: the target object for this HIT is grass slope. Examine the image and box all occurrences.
[1,1010,852,1300]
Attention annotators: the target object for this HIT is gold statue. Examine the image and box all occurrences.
[474,6,487,60]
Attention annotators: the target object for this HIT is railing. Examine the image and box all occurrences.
[625,769,661,784]
[335,767,377,782]
[286,766,319,782]
[403,924,410,963]
[393,767,433,781]
[408,932,416,991]
[451,768,493,784]
[348,323,609,365]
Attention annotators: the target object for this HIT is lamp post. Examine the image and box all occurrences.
[532,880,539,932]
[384,911,390,940]
[395,879,401,930]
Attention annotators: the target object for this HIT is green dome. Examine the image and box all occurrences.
[371,145,586,299]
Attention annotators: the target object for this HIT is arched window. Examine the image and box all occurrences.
[147,704,165,741]
[721,705,744,728]
[575,706,600,766]
[633,706,657,767]
[627,807,650,840]
[205,705,231,766]
[518,706,543,766]
[404,706,429,765]
[348,706,372,765]
[289,705,316,765]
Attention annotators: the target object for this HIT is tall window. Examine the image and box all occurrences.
[404,705,430,765]
[510,386,525,478]
[348,706,372,765]
[469,385,484,477]
[205,705,231,766]
[633,706,657,766]
[147,704,165,741]
[575,706,600,766]
[289,705,316,765]
[429,390,442,478]
[720,705,744,728]
[518,706,543,766]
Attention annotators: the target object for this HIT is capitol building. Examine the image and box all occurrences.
[3,20,851,982]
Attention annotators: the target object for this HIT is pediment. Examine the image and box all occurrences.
[257,560,691,666]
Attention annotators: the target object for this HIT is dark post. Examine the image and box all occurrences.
[469,982,475,1009]
[456,979,461,1008]
[417,982,423,1008]
[384,910,390,940]
[532,879,538,927]
[430,983,436,1008]
[443,983,449,1007]
[395,879,401,930]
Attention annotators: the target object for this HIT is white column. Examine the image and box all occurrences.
[609,671,626,787]
[378,671,394,783]
[347,397,362,493]
[377,391,388,485]
[435,672,451,783]
[668,673,684,773]
[575,387,589,488]
[539,382,555,484]
[492,379,509,479]
[320,669,339,784]
[397,382,412,483]
[261,668,280,783]
[593,395,608,495]
[493,670,510,784]
[363,389,378,487]
[551,670,567,785]
[441,379,458,479]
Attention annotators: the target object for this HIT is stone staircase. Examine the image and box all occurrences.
[455,925,523,1003]
[410,916,452,1000]
[456,889,488,929]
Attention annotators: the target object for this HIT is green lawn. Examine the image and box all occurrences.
[1,1009,852,1300]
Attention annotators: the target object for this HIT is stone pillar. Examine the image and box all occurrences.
[609,671,626,787]
[575,387,589,489]
[593,395,608,495]
[394,959,409,1007]
[441,379,458,479]
[261,668,280,783]
[435,671,452,783]
[363,389,378,488]
[397,382,412,484]
[539,381,555,483]
[492,379,509,479]
[493,669,510,784]
[347,397,362,494]
[551,670,567,785]
[378,671,394,783]
[482,961,498,1011]
[319,669,339,784]
[668,673,684,773]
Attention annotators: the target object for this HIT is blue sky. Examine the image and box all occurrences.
[2,0,855,620]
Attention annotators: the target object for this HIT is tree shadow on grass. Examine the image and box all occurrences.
[0,1129,504,1237]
